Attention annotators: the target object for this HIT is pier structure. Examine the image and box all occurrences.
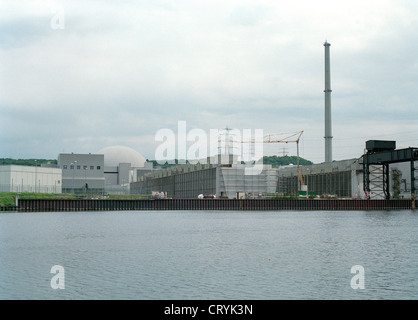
[11,197,416,212]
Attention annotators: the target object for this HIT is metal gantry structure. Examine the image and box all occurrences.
[362,140,418,200]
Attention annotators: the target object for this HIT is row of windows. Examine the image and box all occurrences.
[63,165,101,170]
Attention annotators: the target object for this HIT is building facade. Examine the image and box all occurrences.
[57,153,105,194]
[57,146,152,194]
[0,165,62,193]
[130,156,279,199]
[276,159,362,198]
[97,146,152,194]
[132,156,415,200]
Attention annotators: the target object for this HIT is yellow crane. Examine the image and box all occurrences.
[241,130,306,189]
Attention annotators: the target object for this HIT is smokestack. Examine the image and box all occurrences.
[324,41,333,163]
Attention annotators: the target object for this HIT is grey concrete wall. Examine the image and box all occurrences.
[58,153,105,192]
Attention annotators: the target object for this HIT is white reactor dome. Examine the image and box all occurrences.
[97,146,146,168]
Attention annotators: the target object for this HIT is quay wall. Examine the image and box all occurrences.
[11,198,416,212]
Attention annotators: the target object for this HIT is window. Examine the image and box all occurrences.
[70,165,74,170]
[77,165,81,170]
[63,165,68,169]
[97,166,101,170]
[90,166,94,170]
[83,165,88,170]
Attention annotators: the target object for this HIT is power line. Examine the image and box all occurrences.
[303,130,418,143]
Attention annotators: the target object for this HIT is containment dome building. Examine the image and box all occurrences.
[96,146,151,194]
[97,145,146,168]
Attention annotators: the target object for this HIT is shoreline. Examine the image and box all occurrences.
[3,198,416,212]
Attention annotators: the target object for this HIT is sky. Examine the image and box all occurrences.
[1,0,418,164]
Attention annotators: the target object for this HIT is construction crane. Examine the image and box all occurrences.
[241,130,306,189]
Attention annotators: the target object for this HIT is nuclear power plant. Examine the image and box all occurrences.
[129,41,417,200]
[1,42,417,202]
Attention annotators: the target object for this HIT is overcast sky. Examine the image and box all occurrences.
[1,0,418,163]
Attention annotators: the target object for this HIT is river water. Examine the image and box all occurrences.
[0,210,417,300]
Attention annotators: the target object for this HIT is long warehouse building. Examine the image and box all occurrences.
[131,154,415,200]
[131,155,278,199]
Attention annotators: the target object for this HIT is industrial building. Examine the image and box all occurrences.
[58,153,105,193]
[130,144,417,200]
[97,146,153,194]
[130,157,355,199]
[0,165,62,193]
[3,42,415,202]
[276,159,361,198]
[57,146,152,194]
[130,155,278,199]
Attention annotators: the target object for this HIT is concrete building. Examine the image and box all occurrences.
[131,154,416,200]
[97,146,153,194]
[131,155,278,199]
[277,158,417,200]
[58,153,105,194]
[57,146,152,194]
[0,165,62,193]
[131,162,217,198]
[277,159,362,198]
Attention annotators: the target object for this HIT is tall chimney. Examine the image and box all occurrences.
[324,41,333,163]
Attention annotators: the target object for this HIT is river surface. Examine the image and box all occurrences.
[1,210,417,300]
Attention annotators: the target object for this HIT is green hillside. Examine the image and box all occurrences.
[261,155,313,167]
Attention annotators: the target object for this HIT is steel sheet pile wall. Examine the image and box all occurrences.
[17,198,414,212]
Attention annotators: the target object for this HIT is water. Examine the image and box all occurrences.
[0,210,417,300]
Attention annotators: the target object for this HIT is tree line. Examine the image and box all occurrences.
[0,158,57,166]
[262,155,313,167]
[147,155,313,168]
[2,155,313,169]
